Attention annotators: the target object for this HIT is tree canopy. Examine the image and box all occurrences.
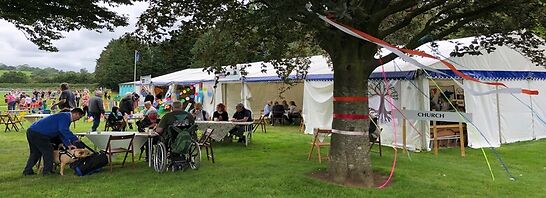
[94,35,190,89]
[0,0,133,51]
[0,71,30,83]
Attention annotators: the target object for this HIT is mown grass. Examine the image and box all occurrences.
[0,120,544,198]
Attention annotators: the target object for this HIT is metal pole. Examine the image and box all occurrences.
[134,50,137,92]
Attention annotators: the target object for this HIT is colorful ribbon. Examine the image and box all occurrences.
[318,15,538,96]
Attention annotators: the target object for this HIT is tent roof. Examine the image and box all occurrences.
[151,68,216,86]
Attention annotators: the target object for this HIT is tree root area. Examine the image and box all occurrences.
[307,169,390,189]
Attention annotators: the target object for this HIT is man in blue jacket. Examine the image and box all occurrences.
[22,108,85,176]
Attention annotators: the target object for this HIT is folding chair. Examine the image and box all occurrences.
[13,111,25,128]
[198,128,215,163]
[252,115,267,133]
[0,114,18,132]
[369,128,383,156]
[104,134,135,173]
[307,128,331,163]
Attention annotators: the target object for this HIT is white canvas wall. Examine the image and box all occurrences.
[498,80,534,143]
[303,81,333,134]
[529,80,546,139]
[464,81,501,148]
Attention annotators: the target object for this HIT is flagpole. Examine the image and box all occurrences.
[134,50,137,92]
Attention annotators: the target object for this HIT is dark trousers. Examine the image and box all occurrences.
[90,112,101,131]
[8,102,16,110]
[23,130,54,175]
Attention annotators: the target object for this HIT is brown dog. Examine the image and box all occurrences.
[53,148,91,175]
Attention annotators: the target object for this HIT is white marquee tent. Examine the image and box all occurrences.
[122,36,546,150]
[302,37,546,150]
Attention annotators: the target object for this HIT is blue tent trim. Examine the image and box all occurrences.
[427,69,546,80]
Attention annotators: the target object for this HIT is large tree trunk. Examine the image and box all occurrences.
[326,35,378,187]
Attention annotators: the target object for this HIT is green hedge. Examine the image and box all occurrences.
[0,83,98,90]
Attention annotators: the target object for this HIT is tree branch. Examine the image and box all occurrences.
[377,0,446,38]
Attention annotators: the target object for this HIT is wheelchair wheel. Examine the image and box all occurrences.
[188,140,201,170]
[153,142,168,173]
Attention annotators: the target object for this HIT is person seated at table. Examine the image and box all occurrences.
[190,102,210,121]
[282,100,289,110]
[286,101,301,124]
[270,101,285,125]
[212,103,228,121]
[229,103,253,143]
[22,108,85,176]
[137,101,159,132]
[263,101,272,117]
[107,106,125,131]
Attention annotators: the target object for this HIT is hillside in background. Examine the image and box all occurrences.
[0,63,94,84]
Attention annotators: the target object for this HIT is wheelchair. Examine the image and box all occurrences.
[152,124,201,173]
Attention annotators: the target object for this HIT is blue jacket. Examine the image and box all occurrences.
[29,112,78,146]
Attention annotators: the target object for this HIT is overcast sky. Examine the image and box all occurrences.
[0,2,149,72]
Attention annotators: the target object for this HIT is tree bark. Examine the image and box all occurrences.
[326,35,378,187]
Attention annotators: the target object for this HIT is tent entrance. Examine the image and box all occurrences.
[428,80,468,149]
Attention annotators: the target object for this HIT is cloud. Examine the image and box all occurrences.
[0,2,149,72]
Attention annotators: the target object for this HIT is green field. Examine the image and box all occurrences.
[0,120,544,197]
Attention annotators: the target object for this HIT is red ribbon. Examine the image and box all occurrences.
[324,16,539,95]
[333,96,368,102]
[333,114,369,120]
[522,89,539,95]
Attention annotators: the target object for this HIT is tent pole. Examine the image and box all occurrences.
[529,80,535,139]
[495,82,502,145]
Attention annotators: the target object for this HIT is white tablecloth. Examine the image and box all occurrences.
[75,131,154,152]
[195,121,253,142]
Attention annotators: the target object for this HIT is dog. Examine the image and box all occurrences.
[52,148,91,175]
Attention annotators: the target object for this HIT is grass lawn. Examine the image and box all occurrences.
[0,120,544,197]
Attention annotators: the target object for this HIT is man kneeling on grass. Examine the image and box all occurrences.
[22,108,85,176]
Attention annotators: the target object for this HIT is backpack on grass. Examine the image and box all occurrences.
[70,144,108,176]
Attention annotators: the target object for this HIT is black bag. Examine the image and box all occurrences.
[70,144,108,176]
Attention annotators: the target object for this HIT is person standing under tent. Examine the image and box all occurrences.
[119,93,134,129]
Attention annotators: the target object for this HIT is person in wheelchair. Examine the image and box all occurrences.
[152,101,199,172]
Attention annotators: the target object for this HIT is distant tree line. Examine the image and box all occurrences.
[0,64,94,84]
